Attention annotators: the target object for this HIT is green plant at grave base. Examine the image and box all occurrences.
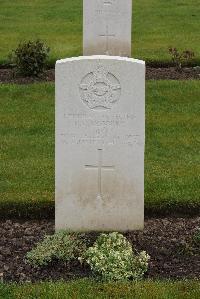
[26,231,87,267]
[81,232,150,282]
[175,228,200,256]
[168,48,195,70]
[9,40,50,77]
[193,228,200,247]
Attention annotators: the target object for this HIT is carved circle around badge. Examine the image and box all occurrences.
[79,65,121,110]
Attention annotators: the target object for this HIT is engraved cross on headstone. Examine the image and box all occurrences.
[85,149,114,200]
[99,25,116,54]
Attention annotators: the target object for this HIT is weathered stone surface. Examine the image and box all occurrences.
[83,0,132,56]
[55,56,145,231]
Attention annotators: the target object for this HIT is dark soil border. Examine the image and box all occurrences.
[0,217,199,282]
[1,59,200,69]
[0,201,199,220]
[0,66,200,84]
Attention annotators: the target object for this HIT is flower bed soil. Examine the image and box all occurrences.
[0,67,199,84]
[0,217,199,282]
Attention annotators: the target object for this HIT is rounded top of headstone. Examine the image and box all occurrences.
[56,55,145,65]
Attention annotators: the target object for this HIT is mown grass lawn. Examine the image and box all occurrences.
[0,279,200,299]
[0,0,199,65]
[0,80,199,218]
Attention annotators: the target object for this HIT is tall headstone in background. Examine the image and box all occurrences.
[83,0,132,56]
[55,56,145,231]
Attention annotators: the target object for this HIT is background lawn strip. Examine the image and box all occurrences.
[0,0,199,65]
[0,81,199,218]
[0,279,200,299]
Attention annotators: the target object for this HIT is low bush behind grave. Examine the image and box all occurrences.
[9,40,50,77]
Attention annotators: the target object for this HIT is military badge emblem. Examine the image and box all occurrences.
[79,65,121,110]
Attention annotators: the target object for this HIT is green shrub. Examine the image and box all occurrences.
[26,231,86,267]
[9,40,50,76]
[193,228,200,247]
[81,232,150,281]
[168,47,194,70]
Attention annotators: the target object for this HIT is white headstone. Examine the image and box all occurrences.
[55,56,145,231]
[83,0,132,57]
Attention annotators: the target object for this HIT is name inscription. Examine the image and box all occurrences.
[60,113,140,147]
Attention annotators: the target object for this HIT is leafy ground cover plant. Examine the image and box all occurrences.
[81,232,150,281]
[26,231,86,267]
[168,48,194,70]
[26,231,150,282]
[9,40,50,76]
